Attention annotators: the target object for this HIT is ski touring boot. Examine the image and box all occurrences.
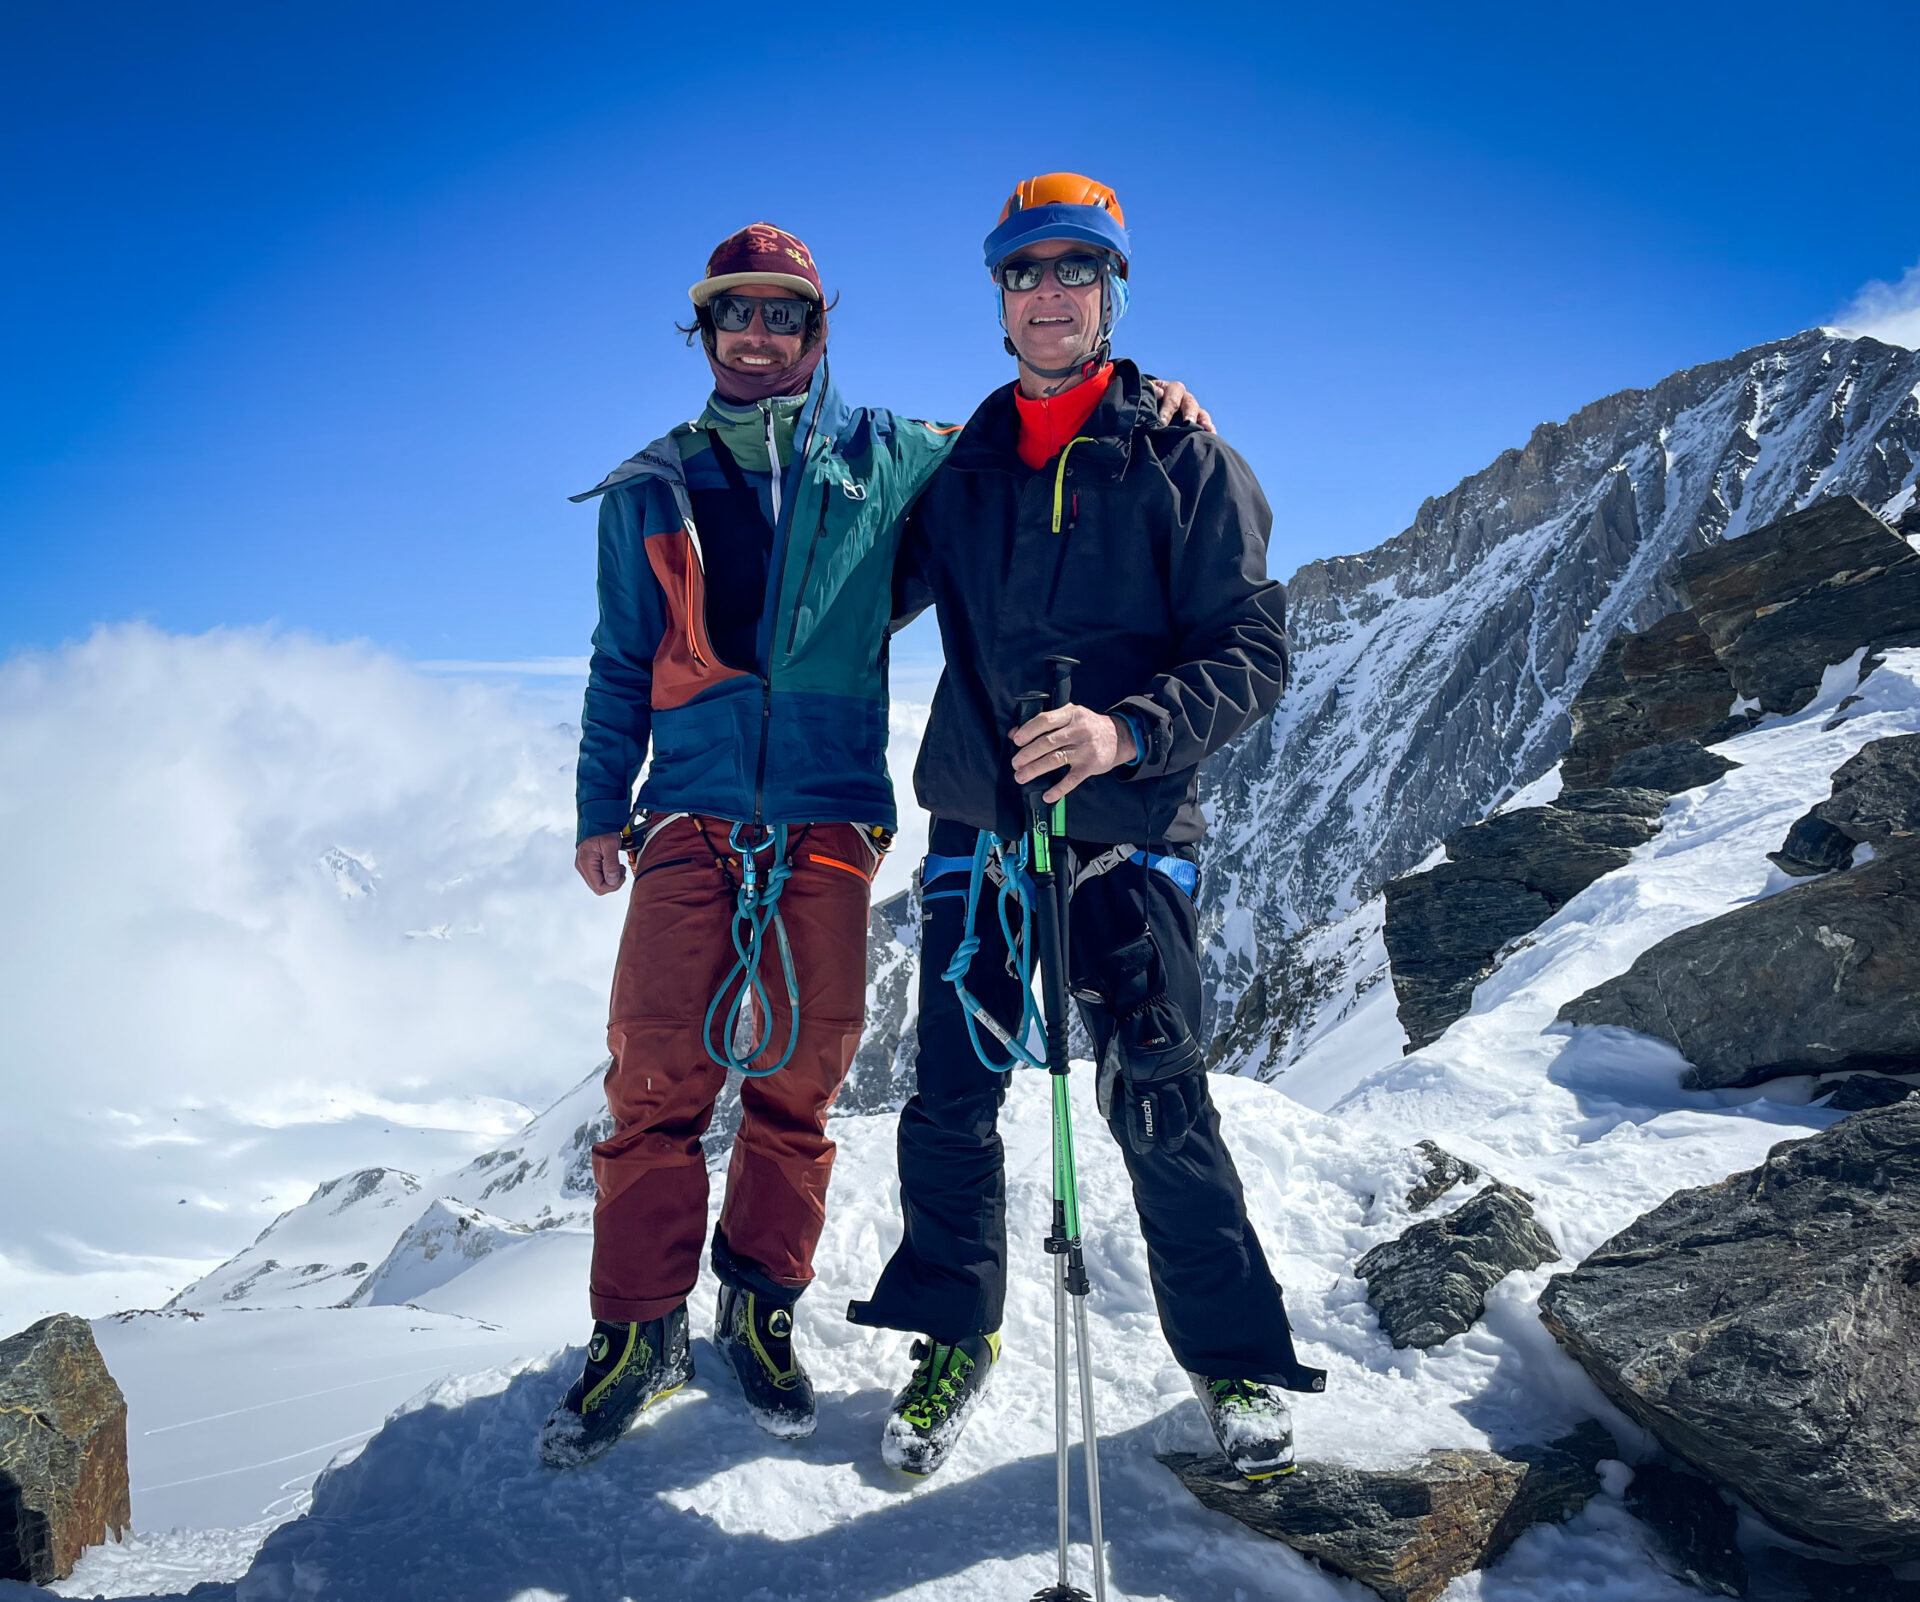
[881,1333,999,1476]
[538,1304,694,1469]
[716,1284,816,1439]
[1192,1374,1296,1480]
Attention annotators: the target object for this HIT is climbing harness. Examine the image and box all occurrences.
[934,832,1047,1073]
[700,822,802,1077]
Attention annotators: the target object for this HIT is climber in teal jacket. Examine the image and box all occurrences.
[570,360,958,841]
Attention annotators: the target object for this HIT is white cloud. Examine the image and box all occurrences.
[1833,260,1920,350]
[0,625,625,1329]
[0,623,935,1333]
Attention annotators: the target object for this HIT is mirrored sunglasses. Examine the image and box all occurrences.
[709,294,813,336]
[995,253,1108,293]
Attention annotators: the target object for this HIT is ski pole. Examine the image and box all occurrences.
[1023,660,1106,1602]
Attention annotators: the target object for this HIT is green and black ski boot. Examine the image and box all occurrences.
[539,1305,693,1468]
[716,1283,816,1439]
[1191,1374,1295,1480]
[881,1332,999,1476]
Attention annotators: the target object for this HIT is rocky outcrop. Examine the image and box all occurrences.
[1538,1101,1920,1565]
[1383,789,1665,1049]
[1356,1183,1560,1349]
[1406,1141,1479,1212]
[1556,843,1920,1088]
[1199,331,1920,1069]
[1675,496,1920,715]
[1560,610,1743,790]
[1159,1433,1603,1602]
[0,1315,130,1584]
[1771,733,1920,875]
[842,881,921,1116]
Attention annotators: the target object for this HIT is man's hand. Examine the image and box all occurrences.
[1010,704,1139,803]
[1146,378,1216,434]
[576,832,628,895]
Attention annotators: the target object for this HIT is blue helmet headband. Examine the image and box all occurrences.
[985,201,1131,379]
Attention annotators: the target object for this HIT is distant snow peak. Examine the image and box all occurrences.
[349,1198,534,1309]
[319,846,377,900]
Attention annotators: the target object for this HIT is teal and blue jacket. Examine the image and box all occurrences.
[571,370,959,843]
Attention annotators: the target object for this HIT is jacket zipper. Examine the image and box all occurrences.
[753,369,829,826]
[784,490,831,657]
[1052,436,1095,533]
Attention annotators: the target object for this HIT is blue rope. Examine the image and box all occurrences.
[703,823,801,1077]
[941,830,1046,1073]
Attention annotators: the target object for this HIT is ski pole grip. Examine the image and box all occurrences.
[1046,654,1079,712]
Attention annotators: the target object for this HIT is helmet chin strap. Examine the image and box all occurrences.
[1001,270,1116,382]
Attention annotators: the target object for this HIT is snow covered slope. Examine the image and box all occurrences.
[48,647,1918,1601]
[1200,329,1920,1059]
[167,1068,611,1314]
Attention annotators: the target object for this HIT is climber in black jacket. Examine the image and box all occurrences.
[849,172,1323,1483]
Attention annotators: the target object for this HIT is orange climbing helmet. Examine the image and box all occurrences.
[982,172,1131,274]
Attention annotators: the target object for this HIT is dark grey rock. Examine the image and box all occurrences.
[1356,1183,1560,1348]
[1557,843,1920,1087]
[1537,1101,1920,1565]
[1810,734,1920,851]
[1561,610,1740,790]
[1384,788,1665,1050]
[1819,1073,1918,1113]
[1627,1461,1746,1597]
[1769,812,1861,877]
[1771,734,1920,877]
[1607,738,1739,794]
[1675,496,1920,715]
[1160,1439,1600,1602]
[1406,1141,1480,1212]
[0,1316,130,1583]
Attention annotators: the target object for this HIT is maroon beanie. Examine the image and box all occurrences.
[691,224,828,402]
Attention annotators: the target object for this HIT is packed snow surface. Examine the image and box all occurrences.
[32,647,1915,1601]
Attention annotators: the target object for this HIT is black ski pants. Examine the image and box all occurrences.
[849,818,1322,1387]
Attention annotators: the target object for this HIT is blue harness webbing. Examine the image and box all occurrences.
[933,831,1046,1073]
[702,823,801,1077]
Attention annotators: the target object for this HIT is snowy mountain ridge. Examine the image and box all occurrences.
[1197,327,1920,1069]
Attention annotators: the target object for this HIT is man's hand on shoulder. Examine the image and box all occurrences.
[576,833,628,895]
[1145,378,1215,434]
[1010,705,1139,803]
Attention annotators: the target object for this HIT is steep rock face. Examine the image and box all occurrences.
[1382,789,1666,1049]
[1538,1101,1920,1564]
[1674,496,1920,714]
[1201,331,1920,1060]
[1556,842,1920,1088]
[0,1315,129,1584]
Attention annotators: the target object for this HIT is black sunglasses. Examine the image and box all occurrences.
[709,293,813,336]
[995,252,1108,293]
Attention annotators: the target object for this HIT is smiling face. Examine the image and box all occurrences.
[713,284,808,374]
[1000,239,1106,392]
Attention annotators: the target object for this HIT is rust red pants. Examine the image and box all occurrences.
[589,815,876,1322]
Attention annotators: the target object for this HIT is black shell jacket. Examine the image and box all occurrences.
[894,360,1289,847]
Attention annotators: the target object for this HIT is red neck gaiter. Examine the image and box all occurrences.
[1013,364,1114,470]
[707,325,828,404]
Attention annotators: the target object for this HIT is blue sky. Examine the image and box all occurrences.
[5,1,1917,665]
